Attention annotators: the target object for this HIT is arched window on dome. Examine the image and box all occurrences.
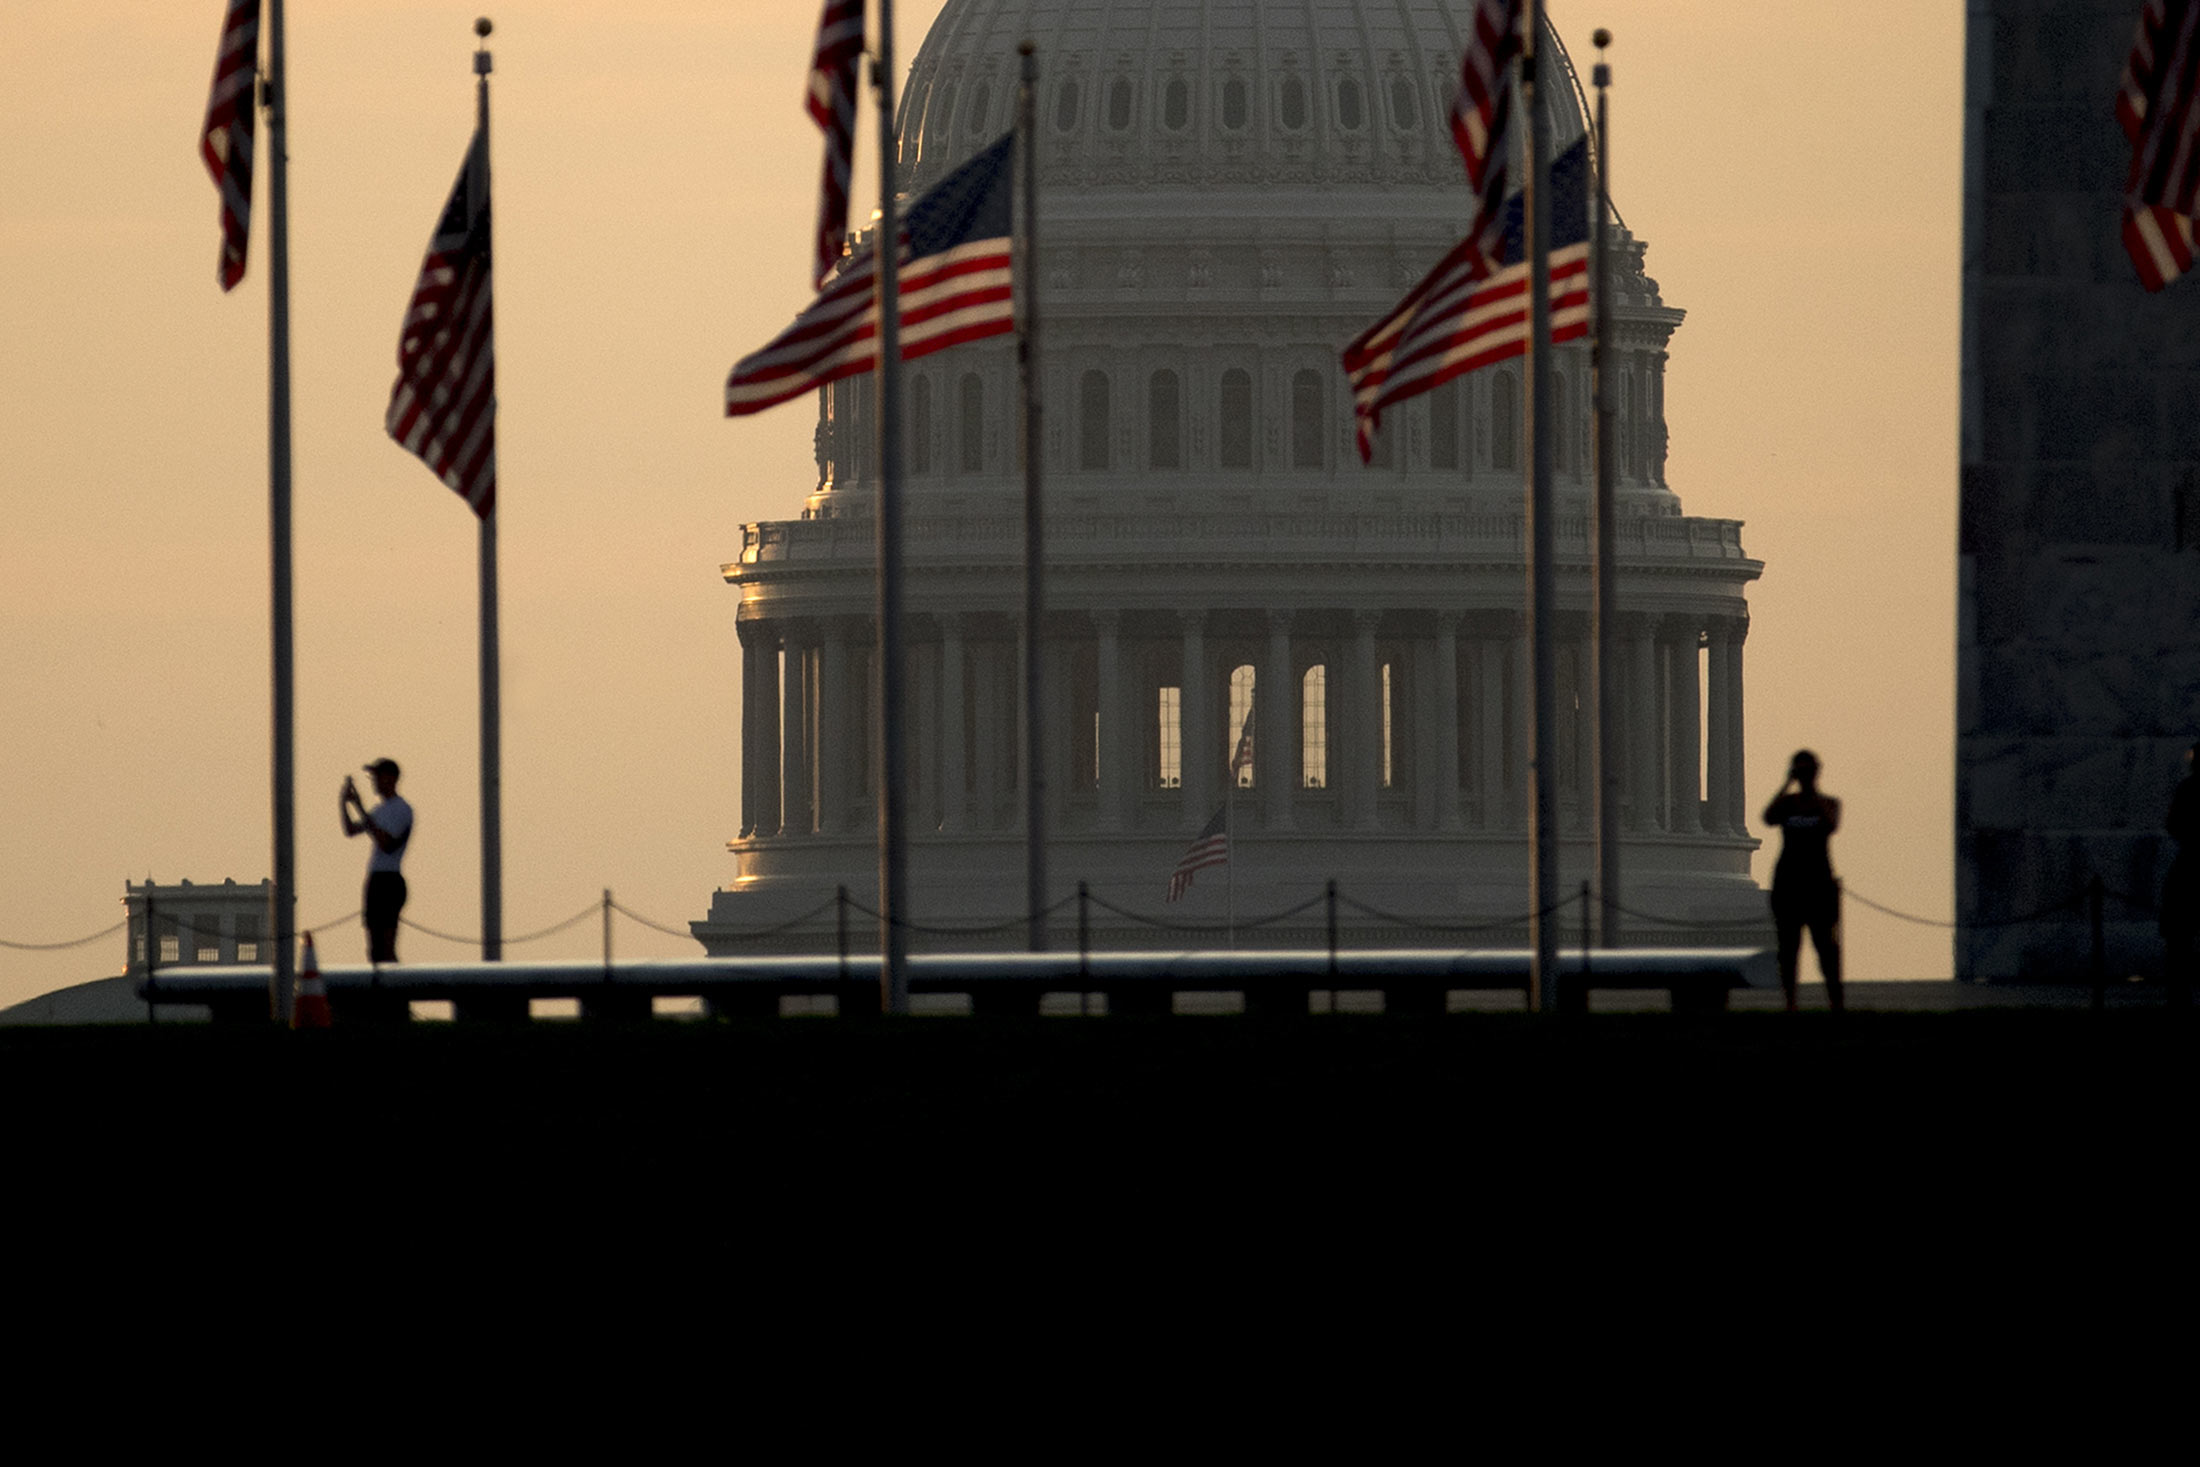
[1389,75,1419,131]
[1291,370,1325,470]
[1148,370,1182,470]
[1278,74,1308,131]
[1491,370,1519,471]
[1430,377,1461,472]
[929,79,959,154]
[1080,370,1111,470]
[1054,79,1081,133]
[1107,77,1135,132]
[1228,666,1257,789]
[1163,77,1190,132]
[1221,75,1249,131]
[965,80,991,141]
[1219,369,1254,469]
[1302,666,1328,790]
[1552,372,1572,474]
[1336,77,1365,132]
[909,374,933,475]
[1618,372,1633,480]
[958,373,984,474]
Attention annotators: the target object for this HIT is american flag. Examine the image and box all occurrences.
[1229,705,1256,781]
[1343,139,1591,462]
[2120,0,2200,290]
[386,127,496,516]
[1168,805,1230,903]
[1451,0,1524,277]
[809,0,865,288]
[200,0,261,292]
[726,135,1016,418]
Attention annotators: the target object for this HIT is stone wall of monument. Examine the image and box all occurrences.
[1960,0,2200,978]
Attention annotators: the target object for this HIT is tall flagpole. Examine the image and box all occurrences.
[1018,40,1048,954]
[475,18,502,964]
[1590,29,1620,949]
[1523,0,1561,1012]
[267,0,297,1024]
[873,0,911,1013]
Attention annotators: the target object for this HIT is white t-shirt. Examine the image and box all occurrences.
[367,796,413,874]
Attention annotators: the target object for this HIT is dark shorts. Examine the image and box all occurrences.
[364,871,407,962]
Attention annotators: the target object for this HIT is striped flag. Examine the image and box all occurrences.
[199,0,261,292]
[386,126,496,516]
[1167,805,1230,903]
[1229,705,1256,781]
[2120,0,2200,290]
[726,135,1016,418]
[1343,139,1591,463]
[1451,0,1525,280]
[808,0,865,288]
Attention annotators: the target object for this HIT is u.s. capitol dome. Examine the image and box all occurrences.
[698,0,1765,958]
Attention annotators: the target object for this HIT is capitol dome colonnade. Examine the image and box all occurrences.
[697,0,1765,953]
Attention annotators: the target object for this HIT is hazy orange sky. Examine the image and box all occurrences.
[0,1,1961,1007]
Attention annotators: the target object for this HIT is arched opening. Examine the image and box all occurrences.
[1278,74,1307,131]
[1228,664,1256,788]
[1107,77,1134,131]
[1079,369,1111,470]
[1054,79,1081,133]
[1389,75,1419,130]
[1219,368,1253,469]
[1335,77,1364,131]
[1430,377,1460,471]
[965,80,991,138]
[1301,665,1328,790]
[1163,77,1190,131]
[1291,369,1324,470]
[1149,369,1182,469]
[1221,75,1249,130]
[909,374,932,474]
[1491,370,1519,471]
[958,373,984,473]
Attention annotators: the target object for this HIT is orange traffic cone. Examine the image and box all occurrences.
[293,931,333,1030]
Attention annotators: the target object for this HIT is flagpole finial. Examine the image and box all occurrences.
[474,16,493,76]
[476,16,493,40]
[1592,28,1610,88]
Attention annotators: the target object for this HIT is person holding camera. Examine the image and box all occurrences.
[342,757,413,964]
[1763,749,1843,1013]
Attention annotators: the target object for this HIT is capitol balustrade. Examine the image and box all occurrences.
[738,508,1753,570]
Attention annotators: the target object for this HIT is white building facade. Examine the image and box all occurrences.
[697,0,1764,953]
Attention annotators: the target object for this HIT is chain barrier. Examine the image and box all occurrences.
[1335,890,1575,937]
[838,891,1081,937]
[400,900,601,948]
[1607,899,1769,930]
[0,918,129,953]
[1081,889,1330,935]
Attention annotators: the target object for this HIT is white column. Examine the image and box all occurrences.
[1506,616,1528,829]
[1667,615,1701,835]
[1627,615,1659,832]
[1180,612,1211,828]
[1262,611,1295,831]
[1351,610,1381,828]
[1095,610,1126,831]
[1705,618,1736,835]
[974,634,1002,830]
[913,639,939,831]
[816,620,850,834]
[1726,616,1749,834]
[938,613,967,833]
[1044,634,1070,830]
[1476,626,1506,829]
[739,624,760,838]
[1434,613,1463,831]
[781,622,811,836]
[752,623,782,836]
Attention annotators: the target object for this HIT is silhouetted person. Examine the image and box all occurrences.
[1764,749,1842,1013]
[2160,742,2199,1010]
[342,758,413,964]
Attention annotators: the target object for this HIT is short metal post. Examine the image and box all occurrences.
[602,887,613,979]
[2089,875,2106,1015]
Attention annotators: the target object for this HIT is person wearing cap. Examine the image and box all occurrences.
[341,758,414,964]
[1763,748,1843,1013]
